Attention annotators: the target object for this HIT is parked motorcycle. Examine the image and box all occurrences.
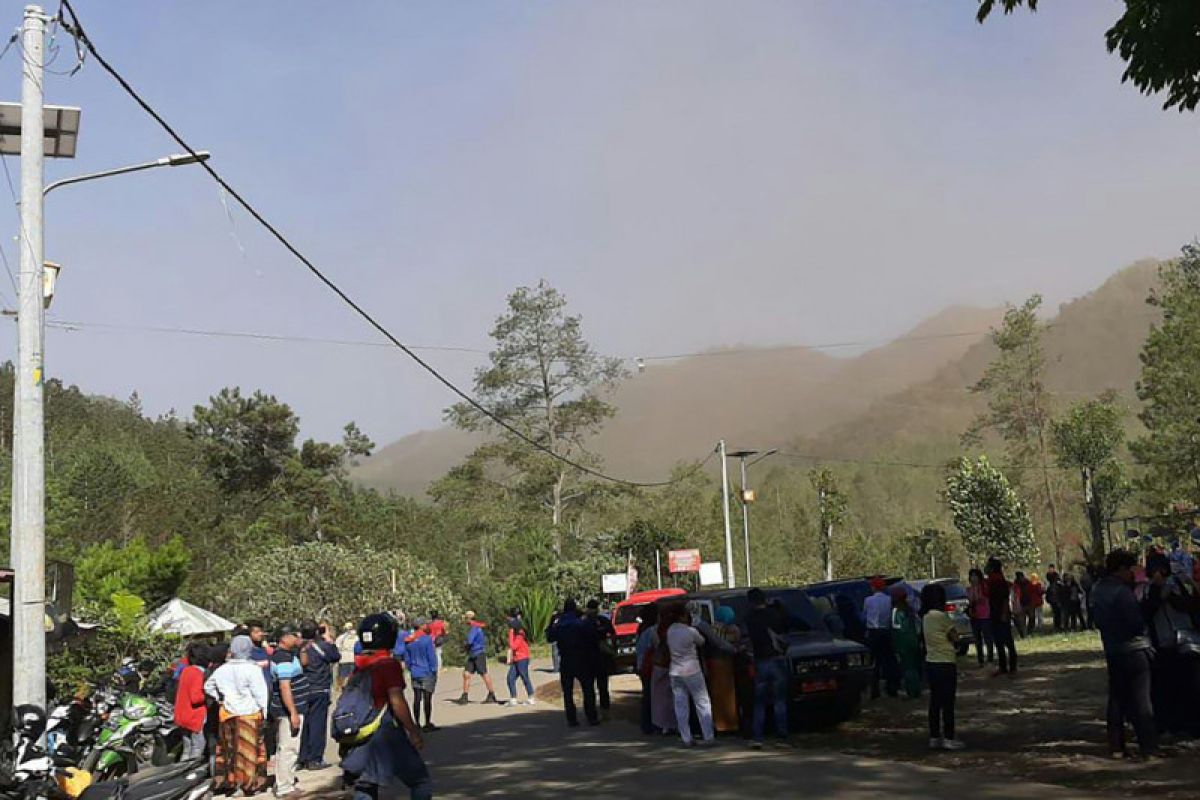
[78,692,181,782]
[0,705,208,800]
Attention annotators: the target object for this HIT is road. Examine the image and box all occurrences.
[302,661,1099,799]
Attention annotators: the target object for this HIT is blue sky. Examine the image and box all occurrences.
[2,1,1196,447]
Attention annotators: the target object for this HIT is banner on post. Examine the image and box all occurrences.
[698,562,724,587]
[601,573,629,594]
[668,549,702,573]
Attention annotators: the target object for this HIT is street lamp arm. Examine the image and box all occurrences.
[747,449,779,468]
[44,151,210,197]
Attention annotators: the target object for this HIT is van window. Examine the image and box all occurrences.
[688,601,713,625]
[614,604,647,626]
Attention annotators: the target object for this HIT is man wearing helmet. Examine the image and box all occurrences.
[342,613,431,800]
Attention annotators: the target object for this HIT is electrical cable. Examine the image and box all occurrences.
[55,0,714,489]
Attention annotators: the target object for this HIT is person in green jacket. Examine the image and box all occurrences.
[891,585,923,699]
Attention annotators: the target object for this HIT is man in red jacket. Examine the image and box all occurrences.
[174,642,209,761]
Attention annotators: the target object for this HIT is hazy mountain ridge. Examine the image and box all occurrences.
[353,304,1007,495]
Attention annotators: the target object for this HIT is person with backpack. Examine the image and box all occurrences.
[546,599,600,728]
[299,622,340,771]
[745,588,791,749]
[402,619,439,732]
[338,613,431,800]
[585,600,617,716]
[173,642,209,761]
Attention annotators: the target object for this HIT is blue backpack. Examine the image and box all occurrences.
[330,668,384,744]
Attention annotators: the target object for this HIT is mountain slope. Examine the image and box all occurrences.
[798,259,1163,460]
[353,305,1004,495]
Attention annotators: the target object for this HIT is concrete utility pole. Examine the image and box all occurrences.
[718,440,735,589]
[13,3,47,710]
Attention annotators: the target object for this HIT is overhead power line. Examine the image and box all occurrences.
[55,0,711,490]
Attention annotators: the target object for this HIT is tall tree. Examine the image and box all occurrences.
[1132,245,1200,507]
[966,295,1063,566]
[1051,392,1127,563]
[187,388,299,494]
[946,456,1040,569]
[446,281,626,547]
[809,467,847,581]
[977,1,1200,112]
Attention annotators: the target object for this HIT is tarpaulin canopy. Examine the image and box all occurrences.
[147,598,236,637]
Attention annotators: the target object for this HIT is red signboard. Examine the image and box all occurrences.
[668,549,701,573]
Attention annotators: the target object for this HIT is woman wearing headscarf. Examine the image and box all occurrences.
[648,605,678,735]
[706,605,742,733]
[204,635,270,796]
[891,585,923,699]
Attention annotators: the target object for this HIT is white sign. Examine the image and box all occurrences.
[602,573,629,594]
[699,562,724,587]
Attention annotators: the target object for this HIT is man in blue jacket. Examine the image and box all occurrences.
[454,611,499,705]
[403,618,440,731]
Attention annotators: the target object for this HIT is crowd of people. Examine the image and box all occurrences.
[153,541,1200,800]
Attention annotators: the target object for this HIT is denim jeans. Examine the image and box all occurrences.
[181,730,206,761]
[507,659,534,699]
[669,671,714,744]
[752,657,789,741]
[300,691,330,765]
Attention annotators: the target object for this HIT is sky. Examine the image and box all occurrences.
[1,0,1197,447]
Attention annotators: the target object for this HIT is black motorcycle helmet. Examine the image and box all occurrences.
[358,613,399,652]
[13,704,46,739]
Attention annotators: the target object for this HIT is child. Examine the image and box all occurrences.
[920,582,963,751]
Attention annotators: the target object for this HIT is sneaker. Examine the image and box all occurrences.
[772,739,796,750]
[941,739,965,751]
[504,699,520,707]
[453,694,469,705]
[422,723,439,733]
[749,740,764,750]
[1109,750,1127,760]
[526,697,537,706]
[483,694,501,705]
[929,738,944,750]
[697,738,717,748]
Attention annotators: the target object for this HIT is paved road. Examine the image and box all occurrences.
[303,661,1098,799]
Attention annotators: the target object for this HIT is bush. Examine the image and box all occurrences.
[218,541,462,631]
[48,593,181,701]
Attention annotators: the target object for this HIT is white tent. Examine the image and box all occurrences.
[147,598,236,637]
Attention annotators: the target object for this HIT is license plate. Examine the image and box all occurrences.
[801,679,837,694]
[618,646,635,655]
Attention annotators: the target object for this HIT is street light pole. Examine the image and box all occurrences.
[718,440,735,589]
[12,3,47,710]
[739,456,751,585]
[728,449,777,588]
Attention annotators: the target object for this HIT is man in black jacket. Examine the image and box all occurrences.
[1092,549,1157,758]
[546,599,600,727]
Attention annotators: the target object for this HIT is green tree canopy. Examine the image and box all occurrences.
[1132,246,1200,507]
[187,388,300,494]
[946,456,1040,569]
[221,541,461,628]
[76,535,191,609]
[1052,393,1127,562]
[977,1,1200,112]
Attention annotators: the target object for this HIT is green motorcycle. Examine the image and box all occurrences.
[80,691,180,781]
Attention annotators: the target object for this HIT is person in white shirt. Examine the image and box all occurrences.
[204,635,270,795]
[863,578,901,699]
[665,604,716,747]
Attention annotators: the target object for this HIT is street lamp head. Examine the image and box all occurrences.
[42,261,61,309]
[163,151,210,167]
